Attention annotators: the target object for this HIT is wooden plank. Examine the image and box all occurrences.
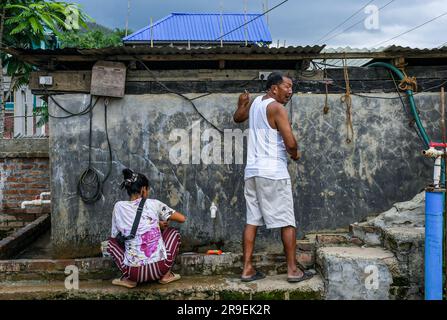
[29,71,91,92]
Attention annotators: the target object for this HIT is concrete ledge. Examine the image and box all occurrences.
[0,214,50,259]
[0,250,317,282]
[316,246,398,300]
[0,257,119,282]
[0,274,324,300]
[0,138,49,158]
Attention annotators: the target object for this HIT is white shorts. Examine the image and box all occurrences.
[244,177,296,229]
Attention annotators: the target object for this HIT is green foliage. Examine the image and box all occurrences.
[59,28,130,49]
[0,0,92,117]
[2,0,92,48]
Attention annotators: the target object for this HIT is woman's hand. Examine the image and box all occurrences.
[159,220,169,230]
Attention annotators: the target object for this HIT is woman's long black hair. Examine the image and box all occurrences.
[120,168,149,196]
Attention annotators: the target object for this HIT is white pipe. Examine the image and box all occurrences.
[433,157,442,188]
[21,199,51,209]
[422,147,444,158]
[40,192,51,199]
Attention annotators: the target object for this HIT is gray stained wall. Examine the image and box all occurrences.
[49,92,439,258]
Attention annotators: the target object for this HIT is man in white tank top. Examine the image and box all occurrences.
[233,72,312,283]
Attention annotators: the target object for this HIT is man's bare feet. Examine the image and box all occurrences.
[287,268,304,279]
[241,265,257,278]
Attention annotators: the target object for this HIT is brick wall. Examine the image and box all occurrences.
[0,139,49,234]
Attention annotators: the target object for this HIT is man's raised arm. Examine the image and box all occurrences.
[233,91,251,123]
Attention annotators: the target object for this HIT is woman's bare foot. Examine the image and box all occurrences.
[159,271,181,284]
[112,277,137,288]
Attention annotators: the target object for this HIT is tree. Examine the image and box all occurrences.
[0,0,91,138]
[58,26,130,49]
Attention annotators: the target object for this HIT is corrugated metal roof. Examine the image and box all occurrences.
[316,46,385,68]
[383,45,447,53]
[123,12,272,44]
[9,45,324,57]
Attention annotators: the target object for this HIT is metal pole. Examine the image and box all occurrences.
[220,1,223,47]
[125,0,131,37]
[442,86,447,300]
[244,0,248,46]
[150,17,153,48]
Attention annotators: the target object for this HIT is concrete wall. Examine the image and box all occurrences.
[48,92,439,258]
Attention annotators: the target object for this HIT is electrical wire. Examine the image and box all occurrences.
[315,0,376,44]
[212,0,289,44]
[42,86,100,118]
[320,0,396,44]
[77,97,113,204]
[136,58,224,133]
[43,88,112,204]
[77,102,102,204]
[373,11,447,47]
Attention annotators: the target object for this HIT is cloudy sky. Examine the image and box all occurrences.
[72,0,447,48]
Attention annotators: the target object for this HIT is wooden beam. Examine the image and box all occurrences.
[28,66,447,94]
[29,71,91,92]
[11,51,447,67]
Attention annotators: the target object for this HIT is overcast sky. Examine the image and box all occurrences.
[72,0,447,48]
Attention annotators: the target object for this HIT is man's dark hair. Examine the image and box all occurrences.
[265,72,288,91]
[120,168,149,196]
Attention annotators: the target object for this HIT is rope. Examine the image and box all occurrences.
[398,72,418,92]
[341,58,354,144]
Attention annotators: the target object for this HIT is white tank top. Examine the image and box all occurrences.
[244,95,290,180]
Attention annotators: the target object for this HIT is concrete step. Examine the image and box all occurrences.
[0,250,317,282]
[316,246,410,300]
[349,222,383,246]
[0,274,324,300]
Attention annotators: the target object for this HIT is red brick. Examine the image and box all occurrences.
[7,184,26,189]
[3,190,19,195]
[27,184,48,189]
[16,215,37,222]
[20,164,35,170]
[22,190,43,195]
